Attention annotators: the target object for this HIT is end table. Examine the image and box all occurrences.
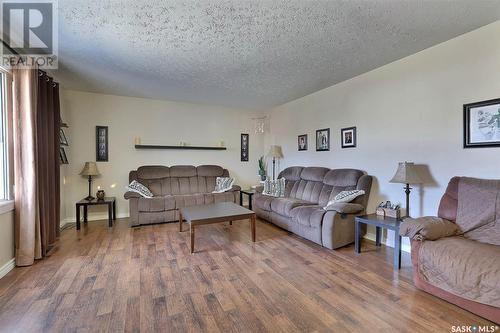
[76,197,116,230]
[239,189,256,210]
[354,214,403,269]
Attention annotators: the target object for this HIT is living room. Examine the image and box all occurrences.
[0,1,499,332]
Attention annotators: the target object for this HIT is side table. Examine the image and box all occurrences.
[354,214,403,269]
[76,197,116,230]
[239,189,256,210]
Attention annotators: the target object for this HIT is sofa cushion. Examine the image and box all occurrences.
[137,166,170,179]
[170,165,197,177]
[418,236,500,307]
[278,166,303,181]
[290,205,326,228]
[270,197,314,217]
[300,167,330,182]
[323,169,363,187]
[204,192,236,204]
[197,165,224,177]
[138,196,175,212]
[254,193,273,212]
[174,194,205,208]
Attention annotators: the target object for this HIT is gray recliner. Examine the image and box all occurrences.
[124,165,240,226]
[254,166,372,249]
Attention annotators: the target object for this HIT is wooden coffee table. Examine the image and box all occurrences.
[179,202,256,253]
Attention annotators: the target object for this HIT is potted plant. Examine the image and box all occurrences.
[258,156,267,181]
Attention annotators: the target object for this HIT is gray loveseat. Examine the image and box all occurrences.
[254,166,372,249]
[124,165,240,226]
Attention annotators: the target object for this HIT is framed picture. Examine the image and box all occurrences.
[341,126,357,148]
[464,98,500,148]
[316,128,330,151]
[96,126,109,161]
[60,128,69,146]
[59,147,68,164]
[241,133,249,161]
[298,134,307,151]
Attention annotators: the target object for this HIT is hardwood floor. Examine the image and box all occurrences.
[0,217,493,332]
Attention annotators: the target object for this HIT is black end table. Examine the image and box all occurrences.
[354,214,403,269]
[239,189,256,210]
[76,197,116,230]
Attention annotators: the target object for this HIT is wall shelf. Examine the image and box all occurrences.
[135,144,227,151]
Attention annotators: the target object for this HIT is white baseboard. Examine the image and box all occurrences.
[364,232,411,253]
[0,258,15,279]
[60,213,130,228]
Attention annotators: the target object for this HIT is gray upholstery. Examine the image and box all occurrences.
[125,165,240,226]
[254,166,372,249]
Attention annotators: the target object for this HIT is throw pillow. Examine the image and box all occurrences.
[324,189,365,208]
[263,178,286,197]
[126,180,153,198]
[213,177,235,193]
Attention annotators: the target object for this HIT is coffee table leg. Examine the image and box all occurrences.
[179,211,183,232]
[251,215,256,242]
[190,224,195,254]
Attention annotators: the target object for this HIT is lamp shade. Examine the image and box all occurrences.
[267,145,283,159]
[79,161,100,176]
[389,162,422,184]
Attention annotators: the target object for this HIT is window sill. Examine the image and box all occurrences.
[0,200,14,215]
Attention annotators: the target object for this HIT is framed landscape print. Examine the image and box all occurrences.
[96,126,109,161]
[341,126,357,148]
[241,133,249,161]
[316,128,330,151]
[298,134,307,151]
[464,98,500,148]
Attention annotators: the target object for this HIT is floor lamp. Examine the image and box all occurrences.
[389,161,423,218]
[267,145,283,180]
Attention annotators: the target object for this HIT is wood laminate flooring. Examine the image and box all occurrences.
[0,217,494,332]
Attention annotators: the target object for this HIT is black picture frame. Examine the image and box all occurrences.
[464,98,500,148]
[241,133,249,161]
[341,126,357,148]
[60,128,69,146]
[316,128,330,151]
[96,126,109,161]
[298,134,307,151]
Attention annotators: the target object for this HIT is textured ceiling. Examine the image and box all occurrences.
[55,1,500,109]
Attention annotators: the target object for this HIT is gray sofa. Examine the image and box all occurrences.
[124,165,240,226]
[254,166,372,249]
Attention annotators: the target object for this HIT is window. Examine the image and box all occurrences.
[0,70,12,201]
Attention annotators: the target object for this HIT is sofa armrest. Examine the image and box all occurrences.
[324,202,365,214]
[124,191,142,200]
[399,216,460,241]
[231,185,241,192]
[254,185,264,194]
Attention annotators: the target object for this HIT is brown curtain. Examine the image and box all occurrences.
[13,68,61,266]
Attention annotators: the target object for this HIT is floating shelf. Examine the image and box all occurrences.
[135,144,227,151]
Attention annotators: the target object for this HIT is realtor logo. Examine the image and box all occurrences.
[1,0,58,68]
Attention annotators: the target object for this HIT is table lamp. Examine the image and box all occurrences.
[389,161,422,217]
[267,145,283,180]
[80,161,100,201]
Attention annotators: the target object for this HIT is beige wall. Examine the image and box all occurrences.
[266,21,500,250]
[0,211,14,272]
[60,91,266,223]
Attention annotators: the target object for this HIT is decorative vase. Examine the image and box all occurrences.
[96,189,105,200]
